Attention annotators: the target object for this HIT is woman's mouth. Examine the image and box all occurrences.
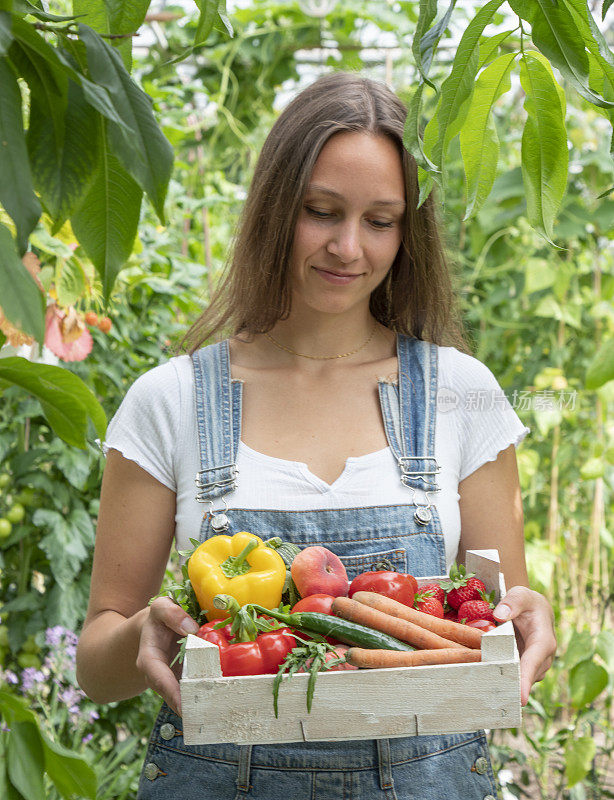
[312,266,361,285]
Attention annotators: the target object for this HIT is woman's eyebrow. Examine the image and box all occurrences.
[306,184,406,208]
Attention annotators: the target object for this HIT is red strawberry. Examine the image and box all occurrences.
[415,596,444,618]
[457,599,496,624]
[465,619,496,632]
[441,563,486,610]
[416,582,445,605]
[443,607,458,622]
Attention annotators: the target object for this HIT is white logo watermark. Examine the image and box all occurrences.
[436,388,577,413]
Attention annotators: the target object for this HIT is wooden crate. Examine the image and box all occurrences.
[180,549,521,745]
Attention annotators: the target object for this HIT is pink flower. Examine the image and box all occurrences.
[44,305,93,362]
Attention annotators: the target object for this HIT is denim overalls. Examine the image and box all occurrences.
[137,335,500,800]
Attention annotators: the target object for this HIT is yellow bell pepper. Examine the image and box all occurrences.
[188,532,287,620]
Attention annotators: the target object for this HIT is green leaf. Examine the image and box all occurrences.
[0,223,45,342]
[530,0,614,109]
[55,447,93,490]
[565,736,597,787]
[524,257,556,293]
[586,337,614,389]
[73,0,149,71]
[0,56,41,253]
[478,30,516,69]
[78,23,173,223]
[11,0,81,22]
[460,52,517,218]
[563,630,595,670]
[569,658,609,708]
[403,83,438,173]
[519,51,568,243]
[215,0,233,37]
[41,726,97,799]
[71,124,142,302]
[604,0,614,19]
[412,0,438,86]
[580,457,604,479]
[194,0,218,46]
[431,0,505,179]
[0,10,12,55]
[0,357,107,447]
[28,79,100,231]
[595,629,614,672]
[7,721,45,800]
[55,257,87,306]
[34,509,88,587]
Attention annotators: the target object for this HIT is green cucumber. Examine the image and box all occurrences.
[289,611,414,651]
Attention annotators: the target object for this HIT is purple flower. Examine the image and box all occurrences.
[82,733,94,744]
[88,709,99,723]
[59,685,85,711]
[21,668,46,692]
[2,670,18,685]
[45,626,66,647]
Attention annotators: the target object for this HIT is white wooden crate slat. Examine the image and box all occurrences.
[180,549,521,745]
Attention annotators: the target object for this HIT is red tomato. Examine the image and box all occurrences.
[256,628,297,673]
[196,622,296,676]
[291,594,335,614]
[348,571,418,607]
[465,619,496,632]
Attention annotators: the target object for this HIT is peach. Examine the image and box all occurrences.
[291,546,349,598]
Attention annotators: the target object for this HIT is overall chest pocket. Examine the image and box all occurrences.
[337,547,407,582]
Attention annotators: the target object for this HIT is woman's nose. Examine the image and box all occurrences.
[326,219,363,263]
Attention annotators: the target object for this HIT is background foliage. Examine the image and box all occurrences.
[0,0,613,797]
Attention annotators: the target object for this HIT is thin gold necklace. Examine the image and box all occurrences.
[264,322,378,360]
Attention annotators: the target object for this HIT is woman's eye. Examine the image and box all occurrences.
[371,220,395,229]
[305,206,332,219]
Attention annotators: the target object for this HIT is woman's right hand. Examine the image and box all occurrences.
[136,596,201,716]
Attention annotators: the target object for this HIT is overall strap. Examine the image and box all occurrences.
[378,334,440,499]
[191,341,242,512]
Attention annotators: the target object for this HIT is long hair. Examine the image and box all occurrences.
[181,72,468,354]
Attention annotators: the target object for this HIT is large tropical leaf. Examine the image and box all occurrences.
[0,222,45,342]
[0,56,41,253]
[78,23,173,223]
[0,356,107,448]
[519,51,568,243]
[27,80,101,231]
[73,0,150,70]
[71,122,142,301]
[460,52,517,218]
[9,17,126,132]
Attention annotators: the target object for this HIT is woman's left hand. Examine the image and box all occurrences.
[493,586,557,706]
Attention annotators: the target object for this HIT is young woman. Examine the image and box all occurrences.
[76,72,556,799]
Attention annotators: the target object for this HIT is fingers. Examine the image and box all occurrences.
[493,584,537,622]
[493,586,557,706]
[148,596,200,636]
[136,598,201,716]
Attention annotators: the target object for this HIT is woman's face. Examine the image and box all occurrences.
[289,131,406,317]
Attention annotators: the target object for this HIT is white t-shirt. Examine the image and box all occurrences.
[103,346,529,570]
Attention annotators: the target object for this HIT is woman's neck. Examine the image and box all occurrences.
[267,308,378,360]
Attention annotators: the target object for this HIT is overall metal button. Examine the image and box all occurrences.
[144,762,162,781]
[160,723,176,740]
[474,756,488,774]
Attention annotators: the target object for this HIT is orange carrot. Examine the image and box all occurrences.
[331,596,468,651]
[346,647,481,669]
[351,591,483,650]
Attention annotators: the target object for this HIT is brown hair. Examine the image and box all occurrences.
[181,71,468,354]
